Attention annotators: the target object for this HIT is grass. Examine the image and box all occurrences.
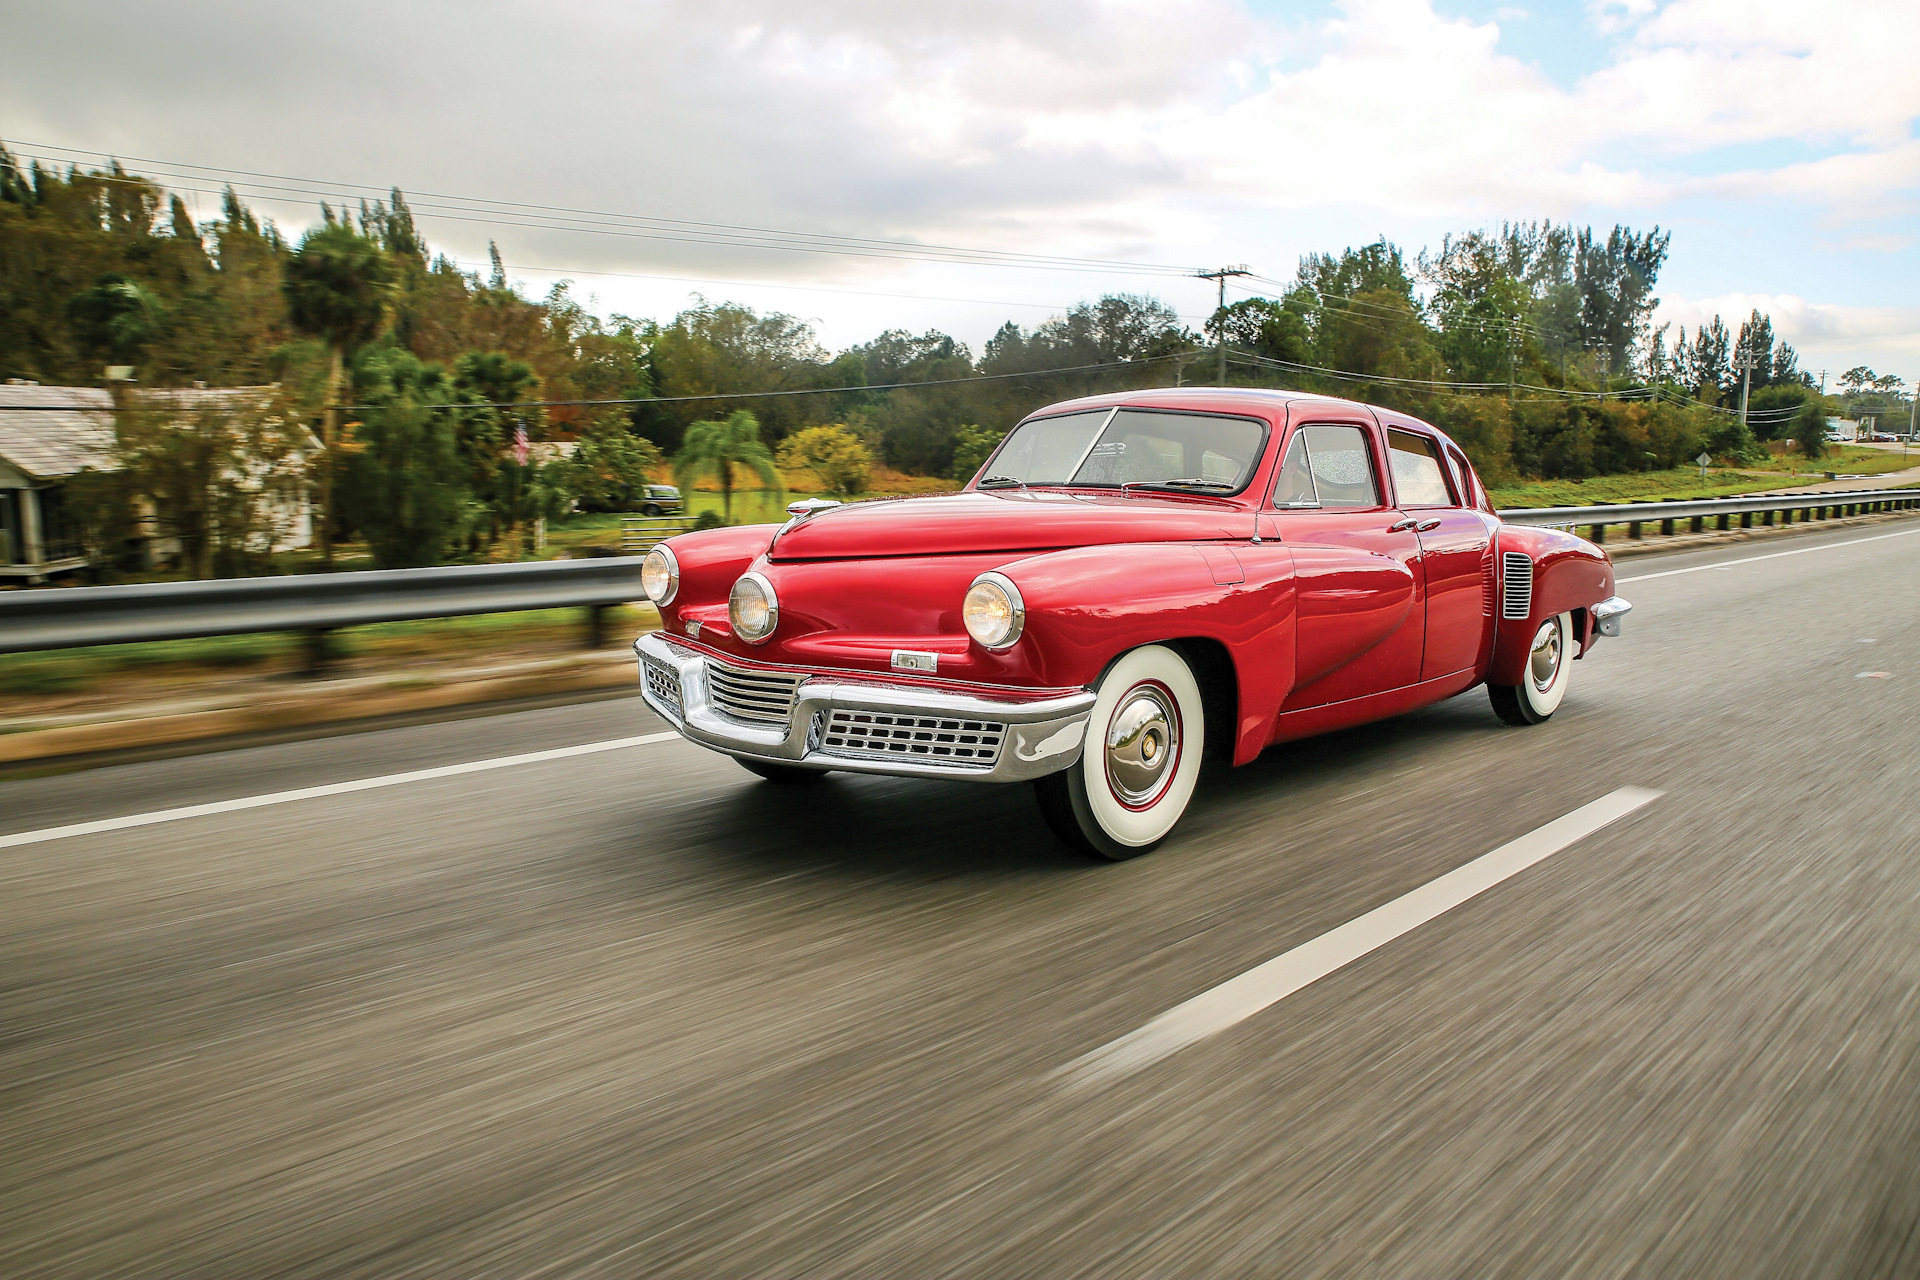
[1489,469,1800,508]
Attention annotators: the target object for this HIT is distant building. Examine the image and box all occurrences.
[0,383,115,581]
[1825,417,1861,441]
[0,380,317,582]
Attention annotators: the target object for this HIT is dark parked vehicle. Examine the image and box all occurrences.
[639,484,684,517]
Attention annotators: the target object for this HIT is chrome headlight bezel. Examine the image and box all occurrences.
[729,571,779,644]
[963,571,1025,650]
[641,545,679,606]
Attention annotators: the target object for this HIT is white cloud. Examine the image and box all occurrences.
[1657,293,1920,368]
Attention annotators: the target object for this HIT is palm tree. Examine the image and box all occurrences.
[283,223,394,564]
[673,410,783,520]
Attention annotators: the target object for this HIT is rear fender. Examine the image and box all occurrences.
[1488,525,1615,686]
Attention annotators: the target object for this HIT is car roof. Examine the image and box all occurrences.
[1022,385,1439,430]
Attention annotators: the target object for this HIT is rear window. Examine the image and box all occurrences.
[1387,429,1454,506]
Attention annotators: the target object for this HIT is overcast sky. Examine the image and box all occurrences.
[3,0,1916,379]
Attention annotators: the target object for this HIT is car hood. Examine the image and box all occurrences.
[766,491,1253,561]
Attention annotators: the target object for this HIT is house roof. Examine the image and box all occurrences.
[0,383,307,481]
[0,384,116,480]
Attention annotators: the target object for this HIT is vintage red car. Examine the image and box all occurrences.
[634,388,1629,858]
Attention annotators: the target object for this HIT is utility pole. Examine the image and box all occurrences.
[1734,350,1756,430]
[1197,266,1251,387]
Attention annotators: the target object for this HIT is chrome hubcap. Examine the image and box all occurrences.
[1106,685,1180,806]
[1529,619,1562,693]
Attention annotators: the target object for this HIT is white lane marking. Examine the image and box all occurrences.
[1056,786,1663,1087]
[0,733,682,852]
[1618,525,1920,583]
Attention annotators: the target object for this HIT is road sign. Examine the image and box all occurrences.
[1695,452,1712,467]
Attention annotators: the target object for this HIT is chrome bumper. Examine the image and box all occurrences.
[634,633,1094,782]
[1592,595,1632,637]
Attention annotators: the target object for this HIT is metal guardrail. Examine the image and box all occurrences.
[1500,487,1920,542]
[2,487,1915,660]
[0,557,647,658]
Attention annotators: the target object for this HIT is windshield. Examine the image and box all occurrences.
[979,408,1268,493]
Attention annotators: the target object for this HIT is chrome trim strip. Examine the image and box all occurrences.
[635,632,1093,783]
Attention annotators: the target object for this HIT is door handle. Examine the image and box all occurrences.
[1416,518,1443,532]
[1387,517,1417,532]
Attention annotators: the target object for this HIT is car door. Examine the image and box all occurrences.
[1271,418,1426,710]
[1385,427,1497,681]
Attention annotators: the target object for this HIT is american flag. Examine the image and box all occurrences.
[512,423,530,467]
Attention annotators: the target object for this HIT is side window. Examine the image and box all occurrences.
[1387,429,1454,507]
[1271,433,1316,506]
[1300,425,1382,508]
[1445,445,1484,510]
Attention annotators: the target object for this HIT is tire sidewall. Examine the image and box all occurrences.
[1519,612,1573,719]
[1070,645,1205,855]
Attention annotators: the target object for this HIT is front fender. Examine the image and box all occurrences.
[1488,525,1614,687]
[1001,541,1297,765]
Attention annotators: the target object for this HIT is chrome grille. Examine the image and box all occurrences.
[819,710,1005,768]
[643,658,682,716]
[705,657,803,725]
[1501,552,1534,620]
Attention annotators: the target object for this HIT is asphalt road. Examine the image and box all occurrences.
[5,520,1920,1279]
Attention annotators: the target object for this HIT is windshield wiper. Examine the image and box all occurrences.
[1124,478,1238,493]
[977,475,1029,489]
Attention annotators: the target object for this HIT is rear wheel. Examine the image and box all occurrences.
[1489,611,1573,725]
[1036,644,1205,860]
[642,503,663,517]
[736,757,825,785]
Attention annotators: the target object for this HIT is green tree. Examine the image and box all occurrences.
[1791,398,1828,461]
[673,409,782,519]
[283,223,394,564]
[777,424,873,496]
[67,273,167,368]
[948,424,1005,483]
[563,423,665,511]
[341,350,472,568]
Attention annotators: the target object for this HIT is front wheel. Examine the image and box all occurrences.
[1036,644,1206,861]
[641,503,663,517]
[1489,611,1573,725]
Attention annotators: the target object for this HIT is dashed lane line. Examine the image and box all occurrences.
[0,733,683,852]
[1056,785,1663,1087]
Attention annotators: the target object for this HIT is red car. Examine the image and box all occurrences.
[635,388,1629,859]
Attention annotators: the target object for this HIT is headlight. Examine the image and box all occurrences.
[641,545,679,605]
[963,572,1025,649]
[729,572,779,644]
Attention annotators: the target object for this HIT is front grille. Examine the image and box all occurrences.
[643,658,682,716]
[706,657,803,725]
[819,710,1005,768]
[1501,552,1534,620]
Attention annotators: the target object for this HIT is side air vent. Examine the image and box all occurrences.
[1501,552,1534,620]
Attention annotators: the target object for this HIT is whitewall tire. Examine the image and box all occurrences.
[1036,644,1206,860]
[1489,611,1573,726]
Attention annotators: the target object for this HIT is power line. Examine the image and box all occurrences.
[6,140,1203,279]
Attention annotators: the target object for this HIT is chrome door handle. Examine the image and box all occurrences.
[1416,518,1443,531]
[1387,517,1417,532]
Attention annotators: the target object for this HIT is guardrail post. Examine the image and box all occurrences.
[1717,512,1730,530]
[300,628,333,678]
[1660,515,1675,536]
[1691,515,1704,533]
[1762,509,1775,526]
[584,603,610,649]
[1740,512,1752,529]
[1589,523,1605,543]
[1628,520,1642,539]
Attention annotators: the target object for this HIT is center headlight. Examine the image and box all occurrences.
[963,572,1025,649]
[728,572,779,643]
[641,545,679,605]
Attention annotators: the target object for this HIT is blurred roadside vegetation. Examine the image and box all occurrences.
[4,146,1913,583]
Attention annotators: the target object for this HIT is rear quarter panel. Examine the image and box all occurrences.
[1488,525,1615,686]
